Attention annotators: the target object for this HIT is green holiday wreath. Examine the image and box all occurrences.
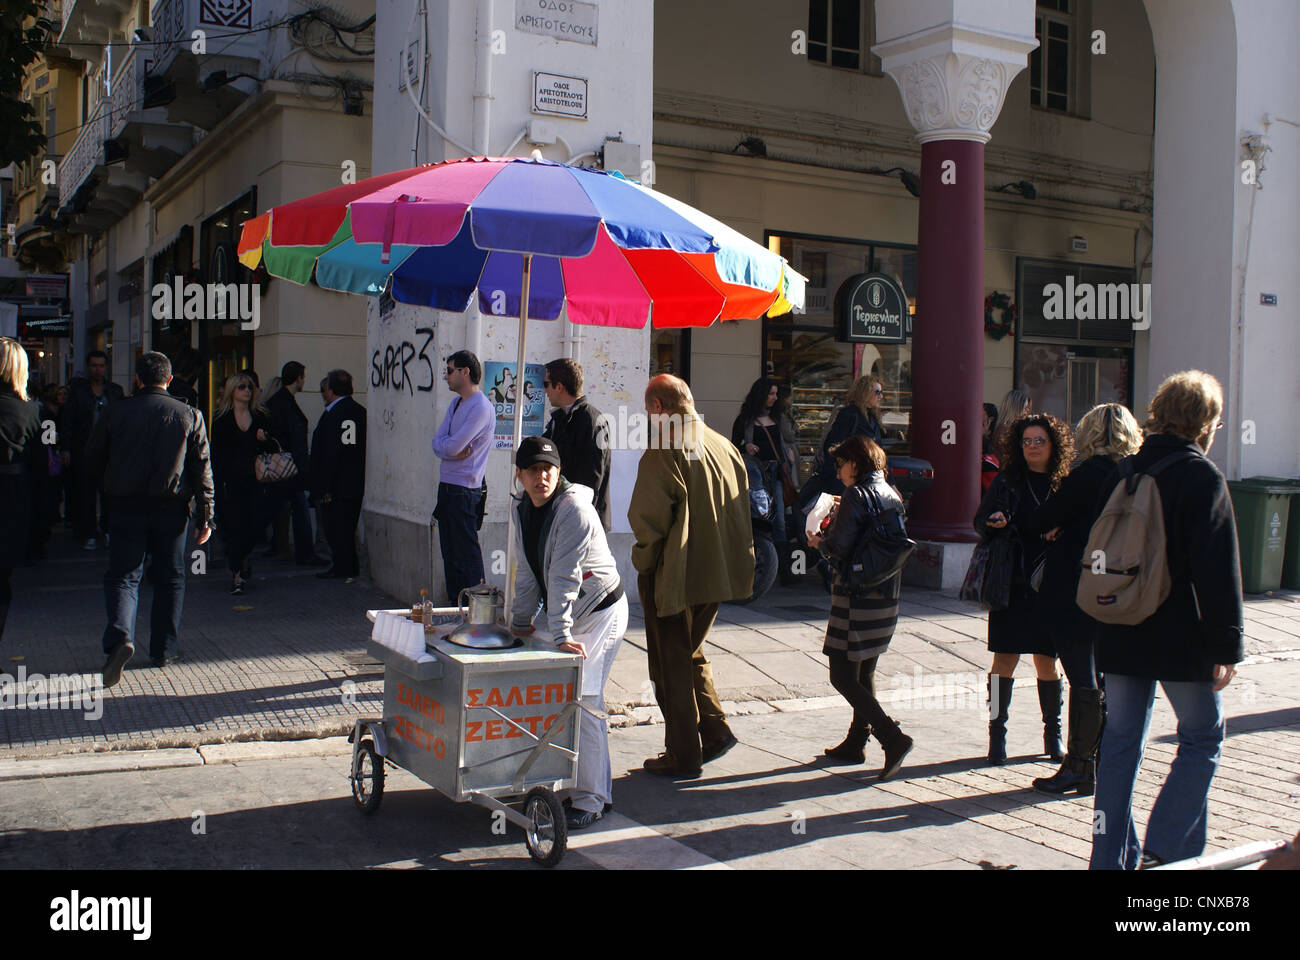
[984,292,1017,340]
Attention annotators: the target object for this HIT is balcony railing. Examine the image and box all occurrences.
[107,45,153,140]
[150,0,262,78]
[58,106,107,208]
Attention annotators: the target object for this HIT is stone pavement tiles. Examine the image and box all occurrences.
[2,683,1296,869]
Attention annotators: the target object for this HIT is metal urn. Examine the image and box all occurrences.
[445,585,520,650]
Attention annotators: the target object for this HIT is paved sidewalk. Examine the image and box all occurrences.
[3,531,1299,867]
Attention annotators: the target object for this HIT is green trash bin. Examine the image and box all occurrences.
[1241,476,1300,590]
[1228,479,1296,594]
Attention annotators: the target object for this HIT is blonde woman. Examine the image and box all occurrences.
[211,372,274,594]
[0,339,40,653]
[1030,403,1143,795]
[816,374,886,495]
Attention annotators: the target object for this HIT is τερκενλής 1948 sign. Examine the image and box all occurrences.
[836,272,908,344]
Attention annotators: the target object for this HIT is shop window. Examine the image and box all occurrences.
[769,233,916,482]
[651,329,690,381]
[1030,1,1075,113]
[807,0,882,76]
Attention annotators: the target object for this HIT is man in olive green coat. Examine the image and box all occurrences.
[629,374,754,778]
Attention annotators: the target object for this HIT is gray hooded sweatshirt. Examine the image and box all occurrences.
[509,482,622,645]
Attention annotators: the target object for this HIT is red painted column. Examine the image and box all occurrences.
[906,139,984,542]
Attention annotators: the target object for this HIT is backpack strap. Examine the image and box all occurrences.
[1145,450,1199,478]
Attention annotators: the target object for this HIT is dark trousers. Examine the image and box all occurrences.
[1056,618,1099,690]
[434,482,484,602]
[265,485,315,562]
[70,466,108,540]
[322,497,362,577]
[638,571,729,769]
[102,501,189,658]
[827,650,899,737]
[0,567,11,643]
[218,481,265,576]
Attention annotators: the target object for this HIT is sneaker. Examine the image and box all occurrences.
[83,538,97,551]
[565,808,602,830]
[102,642,134,688]
[230,576,244,596]
[150,653,182,668]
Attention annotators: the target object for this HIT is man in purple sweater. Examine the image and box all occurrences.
[432,350,495,602]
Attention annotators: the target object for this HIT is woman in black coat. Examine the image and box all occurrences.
[974,412,1073,765]
[806,434,913,781]
[1030,403,1142,795]
[0,339,41,654]
[211,373,275,595]
[732,377,797,547]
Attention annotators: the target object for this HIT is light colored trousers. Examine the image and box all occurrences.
[538,595,628,814]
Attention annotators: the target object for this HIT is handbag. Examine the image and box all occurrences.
[254,438,299,484]
[842,485,916,594]
[759,423,799,504]
[960,533,1019,610]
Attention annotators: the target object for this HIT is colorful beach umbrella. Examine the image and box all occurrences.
[236,155,805,612]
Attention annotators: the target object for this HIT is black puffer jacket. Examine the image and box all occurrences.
[1092,435,1244,682]
[84,386,215,526]
[818,469,904,600]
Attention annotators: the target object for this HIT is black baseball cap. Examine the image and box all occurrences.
[515,436,562,469]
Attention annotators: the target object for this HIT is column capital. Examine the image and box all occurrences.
[873,24,1037,144]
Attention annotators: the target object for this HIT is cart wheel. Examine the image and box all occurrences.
[351,740,385,814]
[522,787,567,867]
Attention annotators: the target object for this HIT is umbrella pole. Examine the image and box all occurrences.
[502,254,532,623]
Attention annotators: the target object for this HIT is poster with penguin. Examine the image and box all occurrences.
[484,361,547,448]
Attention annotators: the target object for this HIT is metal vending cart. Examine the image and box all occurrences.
[350,599,584,867]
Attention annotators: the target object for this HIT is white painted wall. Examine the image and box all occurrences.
[1229,0,1300,479]
[367,0,655,602]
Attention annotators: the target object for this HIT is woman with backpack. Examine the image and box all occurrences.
[806,434,914,780]
[975,413,1073,765]
[1030,403,1143,795]
[1088,371,1243,870]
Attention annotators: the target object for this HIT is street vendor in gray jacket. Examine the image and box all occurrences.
[509,436,628,831]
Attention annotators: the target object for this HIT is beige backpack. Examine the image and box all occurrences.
[1076,452,1194,625]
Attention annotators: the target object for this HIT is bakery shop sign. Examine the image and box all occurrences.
[836,273,908,344]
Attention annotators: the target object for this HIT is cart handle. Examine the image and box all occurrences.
[511,701,581,794]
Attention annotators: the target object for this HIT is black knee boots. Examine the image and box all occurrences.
[1038,678,1064,762]
[824,722,870,764]
[987,674,1015,765]
[1033,687,1106,795]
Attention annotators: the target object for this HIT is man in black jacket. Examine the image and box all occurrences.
[64,350,125,549]
[542,359,611,531]
[86,352,214,686]
[310,369,366,580]
[264,360,323,565]
[1088,370,1243,871]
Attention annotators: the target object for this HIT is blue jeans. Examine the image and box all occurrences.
[1090,673,1224,869]
[102,501,190,658]
[435,482,484,603]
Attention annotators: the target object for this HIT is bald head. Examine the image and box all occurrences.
[645,374,695,415]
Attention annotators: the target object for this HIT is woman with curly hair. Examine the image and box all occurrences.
[974,412,1073,765]
[1032,403,1143,795]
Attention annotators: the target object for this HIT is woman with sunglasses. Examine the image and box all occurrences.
[975,413,1073,765]
[212,373,275,595]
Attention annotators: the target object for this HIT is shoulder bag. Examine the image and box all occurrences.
[843,485,916,594]
[254,437,299,484]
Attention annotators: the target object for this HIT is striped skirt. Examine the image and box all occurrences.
[823,587,899,662]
